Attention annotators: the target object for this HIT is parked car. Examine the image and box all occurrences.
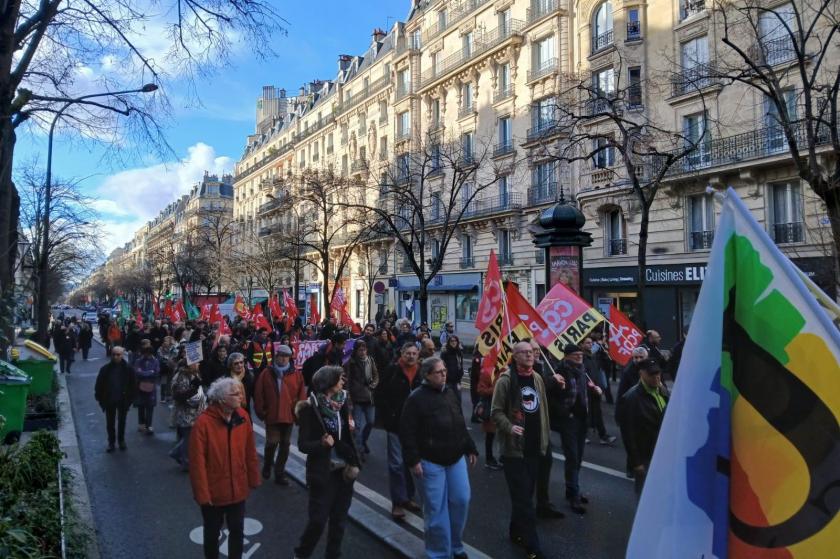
[81,311,98,324]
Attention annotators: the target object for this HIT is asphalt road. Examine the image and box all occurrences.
[66,340,399,559]
[66,316,637,559]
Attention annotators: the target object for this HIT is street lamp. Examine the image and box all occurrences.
[36,83,158,343]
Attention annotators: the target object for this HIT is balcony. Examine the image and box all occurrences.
[626,20,642,41]
[627,85,643,109]
[663,119,833,177]
[400,260,413,273]
[493,141,514,158]
[396,129,413,143]
[586,96,614,116]
[608,238,627,256]
[527,0,562,25]
[498,254,515,267]
[455,153,476,170]
[773,222,804,244]
[395,84,414,103]
[258,226,273,238]
[671,63,717,97]
[234,142,295,182]
[528,181,557,205]
[396,35,421,57]
[422,0,492,43]
[690,230,714,250]
[420,19,525,88]
[680,0,705,20]
[755,37,797,66]
[528,58,558,82]
[526,119,562,142]
[494,86,513,103]
[334,75,393,115]
[458,104,476,119]
[535,249,545,265]
[326,145,334,155]
[377,263,389,275]
[459,256,474,269]
[591,29,614,54]
[350,159,368,174]
[462,192,523,218]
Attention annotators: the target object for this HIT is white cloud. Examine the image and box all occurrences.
[95,142,233,255]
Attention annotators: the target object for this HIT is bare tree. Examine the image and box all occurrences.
[193,206,236,293]
[709,0,840,290]
[17,165,102,333]
[231,228,286,303]
[539,67,707,325]
[0,0,286,294]
[350,133,506,324]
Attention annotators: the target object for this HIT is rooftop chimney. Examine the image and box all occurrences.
[372,28,386,43]
[338,54,352,73]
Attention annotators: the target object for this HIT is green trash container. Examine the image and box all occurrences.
[15,358,55,397]
[0,360,32,444]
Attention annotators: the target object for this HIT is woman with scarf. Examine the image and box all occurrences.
[344,341,378,455]
[169,361,205,471]
[294,366,361,559]
[226,351,255,416]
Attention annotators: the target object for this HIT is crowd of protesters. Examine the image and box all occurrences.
[70,302,676,559]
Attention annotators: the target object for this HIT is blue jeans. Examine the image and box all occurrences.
[386,432,415,505]
[558,414,588,499]
[169,426,191,469]
[415,457,471,559]
[352,403,375,449]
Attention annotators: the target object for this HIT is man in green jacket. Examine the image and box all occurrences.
[491,341,555,559]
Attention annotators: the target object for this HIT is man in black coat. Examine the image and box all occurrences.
[374,343,422,519]
[94,346,137,452]
[616,359,669,495]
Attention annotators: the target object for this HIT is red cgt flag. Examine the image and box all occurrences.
[164,299,174,321]
[607,305,644,366]
[268,292,283,322]
[200,303,212,321]
[172,300,187,322]
[234,295,251,320]
[153,299,161,320]
[252,303,271,331]
[308,296,320,325]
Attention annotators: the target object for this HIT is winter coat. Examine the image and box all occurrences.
[253,365,306,425]
[375,362,422,433]
[400,383,477,467]
[171,368,205,427]
[616,383,670,469]
[440,349,464,386]
[543,359,591,429]
[78,326,93,350]
[617,362,642,402]
[229,370,255,415]
[201,355,228,389]
[295,395,359,487]
[94,360,137,408]
[189,404,260,506]
[344,356,378,405]
[490,369,551,458]
[133,353,160,407]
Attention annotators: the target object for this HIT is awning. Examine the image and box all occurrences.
[427,284,478,292]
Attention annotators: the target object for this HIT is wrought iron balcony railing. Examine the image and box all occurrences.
[608,238,627,256]
[690,230,714,250]
[494,86,514,102]
[528,181,558,205]
[591,29,614,53]
[527,0,560,25]
[459,256,474,269]
[461,192,523,218]
[493,141,514,157]
[528,58,558,82]
[773,222,804,244]
[526,120,562,142]
[680,0,705,20]
[626,20,642,41]
[671,63,717,97]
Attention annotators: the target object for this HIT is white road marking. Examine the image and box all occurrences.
[551,452,632,481]
[189,517,263,558]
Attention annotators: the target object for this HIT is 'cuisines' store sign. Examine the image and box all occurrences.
[584,264,708,287]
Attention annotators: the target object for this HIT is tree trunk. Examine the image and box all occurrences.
[321,253,330,322]
[418,283,429,325]
[636,203,650,329]
[824,188,840,301]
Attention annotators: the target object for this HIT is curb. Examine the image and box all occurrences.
[56,363,101,559]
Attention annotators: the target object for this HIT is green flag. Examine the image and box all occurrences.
[184,296,200,321]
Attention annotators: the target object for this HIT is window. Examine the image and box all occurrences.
[355,289,363,318]
[431,51,440,76]
[438,9,447,30]
[462,31,474,57]
[628,67,642,108]
[379,100,388,123]
[766,90,796,152]
[379,136,388,160]
[460,235,473,268]
[397,152,411,180]
[461,82,473,112]
[499,175,510,207]
[397,69,410,96]
[461,132,474,163]
[593,137,616,168]
[410,29,422,50]
[681,36,709,69]
[430,143,442,170]
[358,112,367,135]
[591,67,616,113]
[455,292,478,321]
[431,193,443,219]
[461,182,473,212]
[498,63,511,96]
[498,230,512,264]
[627,7,641,40]
[592,2,614,52]
[431,239,441,262]
[499,8,512,33]
[688,194,715,249]
[398,111,411,137]
[677,36,711,94]
[606,209,627,255]
[771,181,803,243]
[498,116,512,148]
[683,111,710,168]
[342,154,348,176]
[533,96,557,130]
[759,3,795,65]
[431,98,441,127]
[533,35,557,74]
[531,162,555,203]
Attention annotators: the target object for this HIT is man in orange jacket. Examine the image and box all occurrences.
[189,377,260,559]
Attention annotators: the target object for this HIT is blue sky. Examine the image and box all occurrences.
[14,0,406,256]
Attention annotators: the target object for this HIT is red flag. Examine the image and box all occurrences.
[474,250,505,376]
[607,305,644,366]
[153,299,161,319]
[164,299,174,321]
[536,281,606,361]
[135,308,144,329]
[234,295,251,319]
[200,303,212,321]
[268,292,283,322]
[219,317,232,336]
[330,285,346,315]
[208,303,223,325]
[252,303,271,331]
[283,289,298,321]
[309,296,320,325]
[173,300,188,322]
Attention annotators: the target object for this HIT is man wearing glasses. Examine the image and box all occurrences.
[94,346,137,452]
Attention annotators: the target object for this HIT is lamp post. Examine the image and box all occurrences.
[36,84,158,343]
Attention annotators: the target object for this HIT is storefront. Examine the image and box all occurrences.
[583,256,835,348]
[396,272,482,343]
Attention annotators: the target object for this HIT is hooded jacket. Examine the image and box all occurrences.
[188,405,260,506]
[253,364,306,425]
